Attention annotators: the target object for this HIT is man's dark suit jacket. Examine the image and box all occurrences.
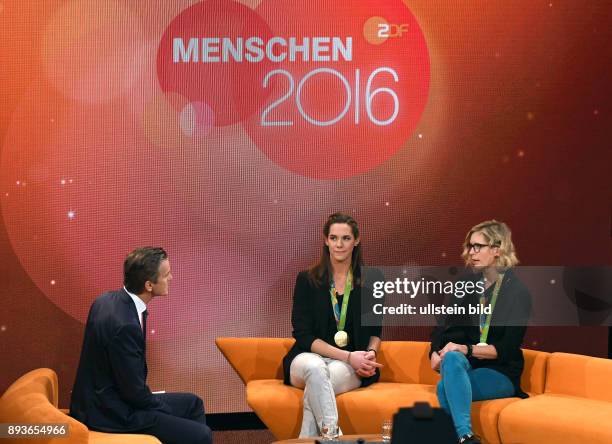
[70,289,167,432]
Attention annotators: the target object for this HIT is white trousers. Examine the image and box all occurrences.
[289,352,362,438]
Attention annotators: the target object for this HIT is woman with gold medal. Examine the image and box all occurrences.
[282,213,383,438]
[429,220,532,444]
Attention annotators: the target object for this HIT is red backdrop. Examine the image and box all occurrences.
[1,0,610,412]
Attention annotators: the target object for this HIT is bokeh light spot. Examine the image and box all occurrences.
[180,102,215,137]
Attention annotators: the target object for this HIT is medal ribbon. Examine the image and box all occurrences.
[479,273,504,344]
[330,269,352,331]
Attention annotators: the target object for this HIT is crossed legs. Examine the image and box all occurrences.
[290,352,361,438]
[436,351,514,438]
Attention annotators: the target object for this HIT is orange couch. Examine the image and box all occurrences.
[216,338,549,444]
[0,368,161,444]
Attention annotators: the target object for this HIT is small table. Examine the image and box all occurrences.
[273,435,382,444]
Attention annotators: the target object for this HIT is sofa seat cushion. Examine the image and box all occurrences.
[247,380,304,440]
[336,382,439,434]
[471,397,521,444]
[247,380,440,439]
[499,394,612,444]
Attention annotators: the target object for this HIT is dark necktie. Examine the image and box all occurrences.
[142,310,148,341]
[142,309,149,377]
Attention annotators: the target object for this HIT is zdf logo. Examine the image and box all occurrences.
[377,23,409,38]
[363,16,410,44]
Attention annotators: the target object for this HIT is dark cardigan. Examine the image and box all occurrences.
[430,268,532,397]
[283,270,382,387]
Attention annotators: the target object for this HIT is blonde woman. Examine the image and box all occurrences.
[430,220,532,444]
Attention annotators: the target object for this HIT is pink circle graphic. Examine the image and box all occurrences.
[157,0,274,127]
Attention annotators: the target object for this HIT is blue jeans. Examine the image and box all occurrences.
[437,351,515,438]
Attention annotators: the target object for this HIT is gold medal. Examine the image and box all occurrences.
[330,270,352,349]
[476,342,488,346]
[334,330,348,347]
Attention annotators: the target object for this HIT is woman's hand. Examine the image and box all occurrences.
[356,368,376,377]
[438,342,468,359]
[356,350,380,377]
[349,350,382,376]
[364,349,376,362]
[430,351,441,372]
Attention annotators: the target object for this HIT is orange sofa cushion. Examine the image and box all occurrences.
[337,382,439,434]
[246,380,304,440]
[545,352,612,402]
[378,341,440,385]
[499,393,612,444]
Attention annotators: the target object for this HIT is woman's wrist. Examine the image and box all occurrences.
[346,351,352,364]
[366,348,377,357]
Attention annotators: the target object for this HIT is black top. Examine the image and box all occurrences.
[283,270,382,387]
[429,268,532,397]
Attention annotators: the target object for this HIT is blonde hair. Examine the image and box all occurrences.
[461,220,519,268]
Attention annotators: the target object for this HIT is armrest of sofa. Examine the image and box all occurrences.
[0,368,89,444]
[521,349,549,395]
[1,369,163,444]
[216,337,295,384]
[1,368,59,407]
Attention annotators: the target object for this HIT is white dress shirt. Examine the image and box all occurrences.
[124,286,147,328]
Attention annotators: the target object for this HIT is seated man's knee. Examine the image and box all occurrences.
[191,424,212,444]
[192,394,205,413]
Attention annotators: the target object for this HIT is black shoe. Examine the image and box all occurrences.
[458,434,481,444]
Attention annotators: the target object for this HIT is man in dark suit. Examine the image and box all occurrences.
[70,247,212,444]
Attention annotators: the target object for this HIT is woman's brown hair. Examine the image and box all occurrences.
[308,213,363,288]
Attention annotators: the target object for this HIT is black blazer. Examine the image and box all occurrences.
[70,289,168,432]
[430,268,532,397]
[282,270,382,387]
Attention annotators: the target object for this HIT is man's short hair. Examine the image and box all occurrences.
[123,247,168,294]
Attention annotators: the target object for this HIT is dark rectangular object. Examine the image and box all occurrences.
[391,403,456,444]
[206,412,266,431]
